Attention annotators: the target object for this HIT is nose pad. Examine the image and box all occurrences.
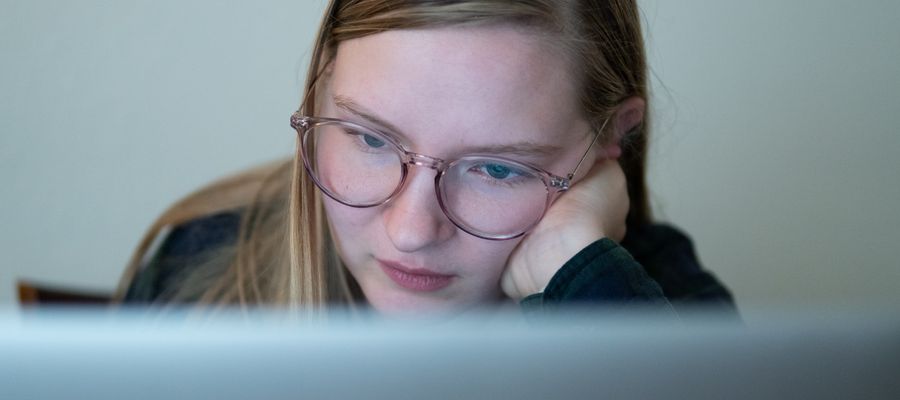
[382,164,454,253]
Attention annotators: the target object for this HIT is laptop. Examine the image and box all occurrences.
[1,307,897,399]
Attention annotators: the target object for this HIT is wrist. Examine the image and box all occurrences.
[524,226,607,291]
[540,224,607,261]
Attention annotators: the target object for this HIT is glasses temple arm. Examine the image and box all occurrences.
[566,117,611,180]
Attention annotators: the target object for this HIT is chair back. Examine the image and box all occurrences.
[17,280,111,305]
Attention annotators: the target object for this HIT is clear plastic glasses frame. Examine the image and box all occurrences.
[290,112,604,240]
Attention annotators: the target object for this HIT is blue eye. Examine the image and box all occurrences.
[485,163,511,179]
[363,134,386,148]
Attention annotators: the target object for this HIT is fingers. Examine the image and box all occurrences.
[572,157,626,195]
[572,159,629,242]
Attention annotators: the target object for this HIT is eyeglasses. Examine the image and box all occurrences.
[290,113,605,240]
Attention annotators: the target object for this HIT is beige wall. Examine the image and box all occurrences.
[643,1,900,320]
[2,1,898,323]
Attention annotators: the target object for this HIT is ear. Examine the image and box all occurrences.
[598,96,645,160]
[614,96,645,139]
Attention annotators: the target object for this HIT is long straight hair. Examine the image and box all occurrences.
[115,0,653,314]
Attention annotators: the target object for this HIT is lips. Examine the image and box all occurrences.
[377,259,454,292]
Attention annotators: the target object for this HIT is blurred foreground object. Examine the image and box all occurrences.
[1,307,897,400]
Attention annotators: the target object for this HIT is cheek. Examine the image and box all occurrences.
[323,199,380,249]
[462,239,522,283]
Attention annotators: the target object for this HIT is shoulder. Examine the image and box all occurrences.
[122,211,242,303]
[620,223,736,308]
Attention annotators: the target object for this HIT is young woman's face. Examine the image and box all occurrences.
[321,26,594,315]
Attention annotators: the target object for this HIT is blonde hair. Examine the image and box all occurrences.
[115,0,653,315]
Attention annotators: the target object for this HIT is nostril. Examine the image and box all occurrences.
[382,168,455,252]
[383,205,445,253]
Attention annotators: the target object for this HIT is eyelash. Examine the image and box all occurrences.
[344,129,391,154]
[465,162,531,187]
[338,125,539,185]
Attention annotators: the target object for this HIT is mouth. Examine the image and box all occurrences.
[377,259,455,292]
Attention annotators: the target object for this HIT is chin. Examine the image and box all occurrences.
[363,284,507,319]
[365,291,463,317]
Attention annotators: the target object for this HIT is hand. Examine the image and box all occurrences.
[500,158,630,300]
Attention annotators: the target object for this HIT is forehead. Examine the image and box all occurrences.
[328,26,587,151]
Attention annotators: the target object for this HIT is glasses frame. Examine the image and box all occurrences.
[290,113,606,240]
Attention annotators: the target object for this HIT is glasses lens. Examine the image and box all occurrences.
[441,157,549,237]
[304,122,403,205]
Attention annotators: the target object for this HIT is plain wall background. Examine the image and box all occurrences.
[2,1,898,323]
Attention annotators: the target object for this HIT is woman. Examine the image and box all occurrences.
[118,0,734,317]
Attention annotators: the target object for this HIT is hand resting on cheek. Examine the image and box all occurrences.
[501,153,629,300]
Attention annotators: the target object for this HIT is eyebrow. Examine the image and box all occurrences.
[332,94,563,158]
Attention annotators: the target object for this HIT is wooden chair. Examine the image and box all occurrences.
[17,280,112,305]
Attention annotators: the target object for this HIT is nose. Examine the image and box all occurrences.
[382,165,455,253]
